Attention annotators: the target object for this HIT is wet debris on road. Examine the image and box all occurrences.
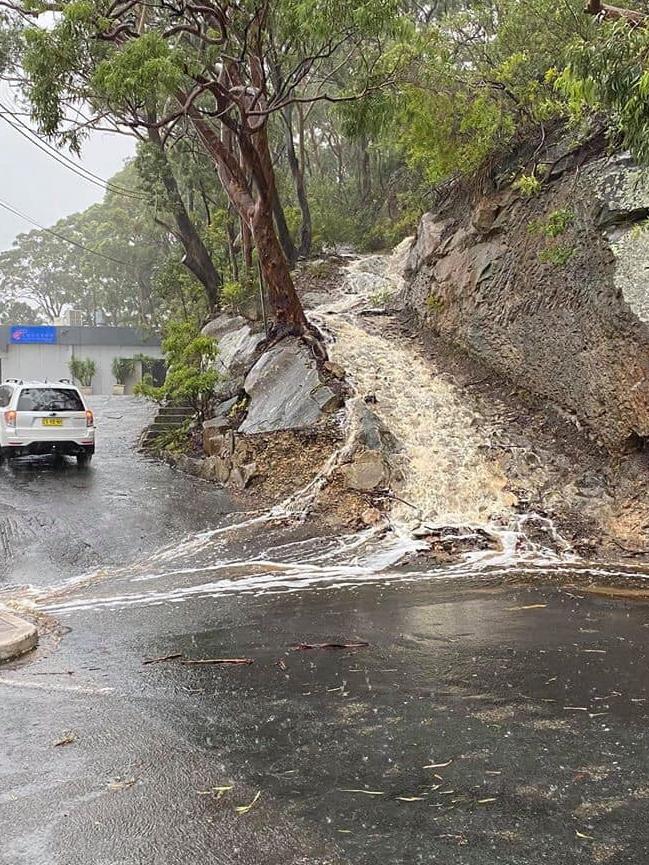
[181,657,253,666]
[196,784,233,801]
[53,731,76,747]
[142,652,183,665]
[107,777,137,791]
[142,653,253,666]
[235,790,261,814]
[290,641,369,652]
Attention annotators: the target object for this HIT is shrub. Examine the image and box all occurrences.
[111,357,135,385]
[544,209,574,237]
[69,357,96,387]
[369,286,393,307]
[528,208,574,238]
[134,321,219,420]
[425,293,444,314]
[221,279,257,315]
[513,173,542,197]
[538,243,574,266]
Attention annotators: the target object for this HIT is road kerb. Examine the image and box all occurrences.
[0,607,38,662]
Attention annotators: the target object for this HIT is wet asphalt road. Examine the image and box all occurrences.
[2,399,649,864]
[0,397,236,588]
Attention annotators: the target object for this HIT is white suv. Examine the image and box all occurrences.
[0,379,96,465]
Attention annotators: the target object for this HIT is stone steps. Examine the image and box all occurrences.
[142,404,195,444]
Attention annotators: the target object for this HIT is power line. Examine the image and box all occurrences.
[0,101,148,202]
[0,196,135,269]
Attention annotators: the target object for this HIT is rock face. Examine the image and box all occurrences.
[240,338,339,434]
[202,314,265,404]
[215,322,265,378]
[402,133,649,450]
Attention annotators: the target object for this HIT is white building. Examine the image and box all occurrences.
[0,325,164,394]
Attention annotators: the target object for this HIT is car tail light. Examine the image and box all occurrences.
[4,410,16,428]
[86,410,94,427]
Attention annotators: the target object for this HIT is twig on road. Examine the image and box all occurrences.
[291,641,369,652]
[142,653,183,665]
[181,657,254,666]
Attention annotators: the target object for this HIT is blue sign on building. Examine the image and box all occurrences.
[10,325,58,345]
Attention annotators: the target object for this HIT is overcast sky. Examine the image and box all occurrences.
[0,112,135,252]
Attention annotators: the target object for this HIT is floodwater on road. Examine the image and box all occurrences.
[2,398,649,863]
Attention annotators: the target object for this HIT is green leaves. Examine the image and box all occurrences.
[92,33,183,104]
[562,19,649,164]
[139,321,219,418]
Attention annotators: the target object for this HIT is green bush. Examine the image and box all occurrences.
[513,173,542,197]
[134,321,219,420]
[69,357,96,387]
[544,209,574,237]
[111,356,135,385]
[538,243,574,266]
[221,279,257,315]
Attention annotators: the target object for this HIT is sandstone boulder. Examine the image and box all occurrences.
[340,450,390,492]
[240,338,339,434]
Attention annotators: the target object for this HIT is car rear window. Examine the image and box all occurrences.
[17,388,84,412]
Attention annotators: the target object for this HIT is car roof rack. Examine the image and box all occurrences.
[3,378,20,384]
[58,378,71,384]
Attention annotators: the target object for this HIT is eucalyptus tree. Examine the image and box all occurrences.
[15,0,401,336]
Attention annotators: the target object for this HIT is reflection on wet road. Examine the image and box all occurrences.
[2,397,649,864]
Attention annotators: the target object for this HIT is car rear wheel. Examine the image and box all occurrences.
[77,453,93,467]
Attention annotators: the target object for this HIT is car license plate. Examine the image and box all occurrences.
[42,418,63,427]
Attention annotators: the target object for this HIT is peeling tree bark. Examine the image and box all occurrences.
[190,112,307,335]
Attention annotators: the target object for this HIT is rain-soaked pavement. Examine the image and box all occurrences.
[2,398,649,864]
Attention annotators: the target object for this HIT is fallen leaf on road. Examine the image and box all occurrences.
[275,659,287,671]
[397,796,426,801]
[423,759,453,769]
[505,604,547,611]
[576,830,594,839]
[54,732,76,747]
[291,641,369,652]
[235,791,261,814]
[181,658,253,666]
[477,798,498,804]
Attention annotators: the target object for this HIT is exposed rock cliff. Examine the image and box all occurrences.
[403,133,649,450]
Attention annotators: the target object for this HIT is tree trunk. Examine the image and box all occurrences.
[585,0,648,24]
[226,208,239,282]
[188,111,307,334]
[147,128,221,311]
[272,186,298,266]
[358,136,371,203]
[241,216,254,274]
[283,104,312,258]
[251,200,307,335]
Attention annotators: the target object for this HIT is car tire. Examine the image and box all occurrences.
[77,453,93,467]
